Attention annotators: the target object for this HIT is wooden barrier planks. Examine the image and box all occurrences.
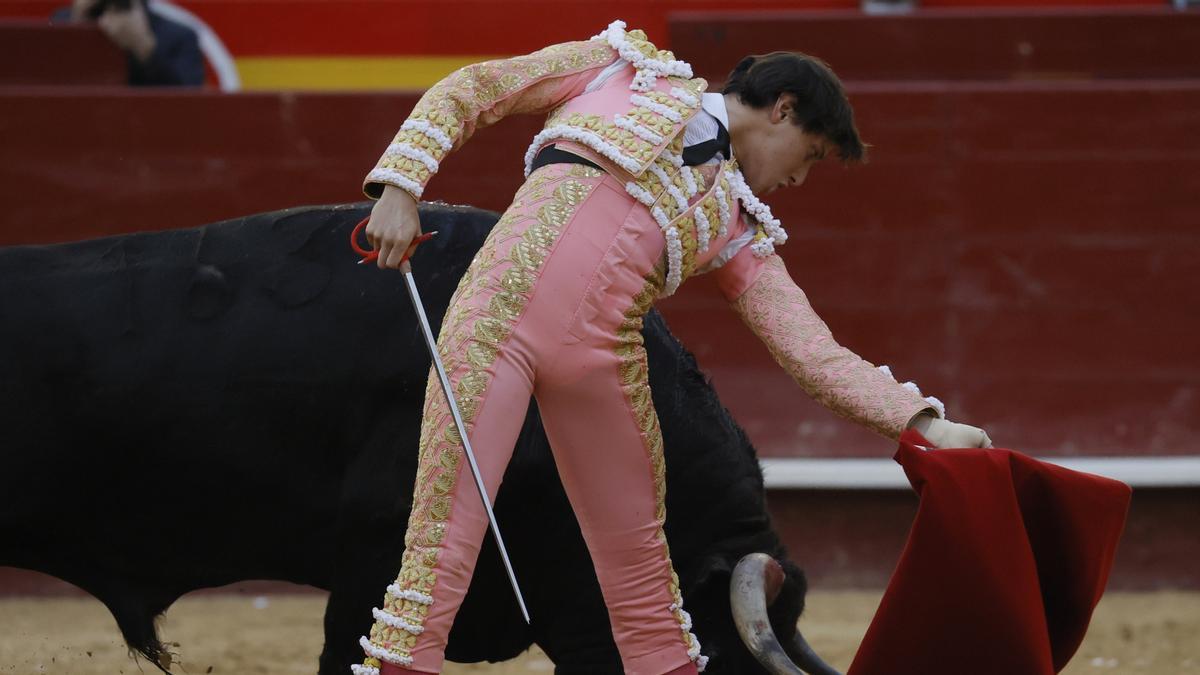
[670,8,1200,82]
[0,20,125,86]
[1,80,1196,459]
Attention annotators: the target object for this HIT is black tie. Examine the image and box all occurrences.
[681,118,731,166]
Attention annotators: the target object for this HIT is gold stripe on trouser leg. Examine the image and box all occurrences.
[613,261,709,670]
[358,164,604,671]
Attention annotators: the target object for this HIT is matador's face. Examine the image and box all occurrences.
[729,93,832,197]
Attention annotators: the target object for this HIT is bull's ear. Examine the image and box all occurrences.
[778,558,808,598]
[769,558,808,630]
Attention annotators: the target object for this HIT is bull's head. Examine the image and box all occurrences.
[729,553,840,675]
[682,552,840,675]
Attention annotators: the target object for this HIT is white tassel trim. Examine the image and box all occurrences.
[924,395,947,418]
[726,168,787,256]
[592,20,694,92]
[876,365,948,419]
[678,608,694,632]
[372,607,425,635]
[694,207,711,253]
[614,114,664,145]
[665,183,690,213]
[624,181,657,206]
[524,125,643,176]
[350,665,380,675]
[648,163,689,211]
[750,237,776,257]
[387,584,433,606]
[662,150,685,169]
[366,168,424,199]
[400,119,453,152]
[385,142,439,174]
[630,93,683,122]
[679,165,699,198]
[714,184,731,236]
[651,205,671,228]
[666,603,708,670]
[631,69,658,93]
[358,636,414,667]
[670,86,700,108]
[661,223,684,296]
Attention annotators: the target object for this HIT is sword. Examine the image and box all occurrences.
[351,217,532,624]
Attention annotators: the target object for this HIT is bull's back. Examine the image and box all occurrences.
[0,202,498,573]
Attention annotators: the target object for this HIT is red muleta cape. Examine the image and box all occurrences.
[848,428,1132,675]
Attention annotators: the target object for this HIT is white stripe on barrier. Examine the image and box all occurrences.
[759,455,1200,490]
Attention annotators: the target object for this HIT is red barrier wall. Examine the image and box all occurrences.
[0,20,125,86]
[3,80,1196,460]
[6,5,1182,90]
[672,8,1200,81]
[2,0,859,59]
[3,0,1166,65]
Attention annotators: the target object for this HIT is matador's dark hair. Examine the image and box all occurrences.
[722,52,868,163]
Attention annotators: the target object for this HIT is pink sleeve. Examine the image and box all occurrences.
[728,252,942,440]
[363,39,619,199]
[712,238,769,302]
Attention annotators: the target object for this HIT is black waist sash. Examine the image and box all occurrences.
[529,143,604,172]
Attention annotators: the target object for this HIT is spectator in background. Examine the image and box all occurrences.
[52,0,204,86]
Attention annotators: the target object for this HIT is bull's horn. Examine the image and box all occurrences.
[791,632,841,675]
[729,553,842,675]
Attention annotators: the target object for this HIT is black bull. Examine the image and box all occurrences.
[0,202,838,675]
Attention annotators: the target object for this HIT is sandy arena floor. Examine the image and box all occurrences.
[0,591,1196,674]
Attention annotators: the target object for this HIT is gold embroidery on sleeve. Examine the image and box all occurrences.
[731,254,935,439]
[366,41,617,199]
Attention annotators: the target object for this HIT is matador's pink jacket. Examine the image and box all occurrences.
[363,20,946,440]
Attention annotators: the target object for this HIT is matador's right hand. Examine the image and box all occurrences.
[366,185,423,272]
[910,413,994,449]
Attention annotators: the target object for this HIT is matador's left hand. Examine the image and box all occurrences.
[909,413,993,449]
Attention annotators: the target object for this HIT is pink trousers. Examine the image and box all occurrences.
[360,163,704,675]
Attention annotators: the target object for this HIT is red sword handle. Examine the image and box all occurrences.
[351,216,436,266]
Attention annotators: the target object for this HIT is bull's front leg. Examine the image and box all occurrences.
[503,453,625,674]
[318,426,421,675]
[321,552,407,675]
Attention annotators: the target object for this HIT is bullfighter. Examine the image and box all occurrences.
[353,19,992,675]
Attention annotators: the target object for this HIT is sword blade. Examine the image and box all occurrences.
[402,270,532,624]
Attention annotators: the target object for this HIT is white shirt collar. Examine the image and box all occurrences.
[701,92,730,131]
